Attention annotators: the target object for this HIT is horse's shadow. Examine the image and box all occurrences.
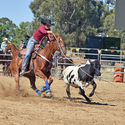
[67,97,116,106]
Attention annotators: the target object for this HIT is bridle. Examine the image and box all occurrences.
[36,33,65,63]
[51,33,65,55]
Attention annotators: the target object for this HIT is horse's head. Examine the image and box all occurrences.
[88,59,101,76]
[53,33,66,55]
[5,43,19,56]
[5,43,11,51]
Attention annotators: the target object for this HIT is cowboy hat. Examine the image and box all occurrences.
[41,19,54,26]
[24,35,30,38]
[4,38,8,41]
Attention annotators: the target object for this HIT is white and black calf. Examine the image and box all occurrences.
[63,59,101,102]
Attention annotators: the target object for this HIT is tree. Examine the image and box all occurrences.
[103,7,125,49]
[0,17,16,42]
[12,21,30,46]
[29,0,105,47]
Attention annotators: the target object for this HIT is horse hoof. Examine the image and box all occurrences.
[41,86,46,92]
[17,90,20,95]
[45,89,52,97]
[46,89,51,94]
[35,88,42,95]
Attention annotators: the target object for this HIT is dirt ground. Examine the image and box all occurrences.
[0,76,125,125]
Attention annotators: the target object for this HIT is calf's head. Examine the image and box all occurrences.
[89,59,101,76]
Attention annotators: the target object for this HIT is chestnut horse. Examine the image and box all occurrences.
[6,34,66,95]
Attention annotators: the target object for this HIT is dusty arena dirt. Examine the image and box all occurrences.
[0,76,125,125]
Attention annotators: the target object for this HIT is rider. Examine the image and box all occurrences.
[20,19,54,75]
[23,35,30,48]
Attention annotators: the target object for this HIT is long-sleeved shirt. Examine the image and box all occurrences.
[23,39,29,48]
[33,24,51,43]
[1,41,8,51]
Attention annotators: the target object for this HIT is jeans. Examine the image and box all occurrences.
[21,36,39,71]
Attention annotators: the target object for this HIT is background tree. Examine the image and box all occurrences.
[0,17,16,42]
[29,0,105,47]
[12,22,30,46]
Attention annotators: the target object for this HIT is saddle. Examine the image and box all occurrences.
[18,44,43,73]
[18,44,43,59]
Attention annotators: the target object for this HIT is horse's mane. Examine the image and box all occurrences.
[11,43,19,51]
[9,43,19,56]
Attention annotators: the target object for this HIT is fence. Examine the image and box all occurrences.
[55,47,125,82]
[0,49,12,75]
[0,47,125,82]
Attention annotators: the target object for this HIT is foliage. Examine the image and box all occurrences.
[0,17,30,46]
[29,0,105,47]
[0,17,16,42]
[12,22,30,46]
[1,0,125,49]
[103,8,125,49]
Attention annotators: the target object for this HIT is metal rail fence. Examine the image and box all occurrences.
[55,47,125,82]
[0,48,125,82]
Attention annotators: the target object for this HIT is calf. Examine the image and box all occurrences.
[63,59,101,102]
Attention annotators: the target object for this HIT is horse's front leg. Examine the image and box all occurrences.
[89,80,97,97]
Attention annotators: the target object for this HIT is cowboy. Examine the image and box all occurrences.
[1,38,8,53]
[23,35,30,48]
[20,19,54,75]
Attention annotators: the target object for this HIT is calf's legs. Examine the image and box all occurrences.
[79,87,91,102]
[89,80,96,97]
[66,84,71,100]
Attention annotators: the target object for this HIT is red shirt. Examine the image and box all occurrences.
[33,24,51,43]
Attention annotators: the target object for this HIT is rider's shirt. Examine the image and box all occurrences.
[33,24,51,43]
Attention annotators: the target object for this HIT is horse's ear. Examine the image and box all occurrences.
[55,33,60,38]
[88,59,91,64]
[86,59,91,64]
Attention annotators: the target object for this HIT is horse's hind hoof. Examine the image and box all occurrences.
[41,86,46,92]
[45,90,53,98]
[46,89,52,94]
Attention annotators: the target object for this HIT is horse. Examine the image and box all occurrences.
[6,33,66,95]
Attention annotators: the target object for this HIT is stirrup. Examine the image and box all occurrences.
[20,70,30,76]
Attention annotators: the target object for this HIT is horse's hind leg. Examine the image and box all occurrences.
[79,87,91,102]
[28,75,41,95]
